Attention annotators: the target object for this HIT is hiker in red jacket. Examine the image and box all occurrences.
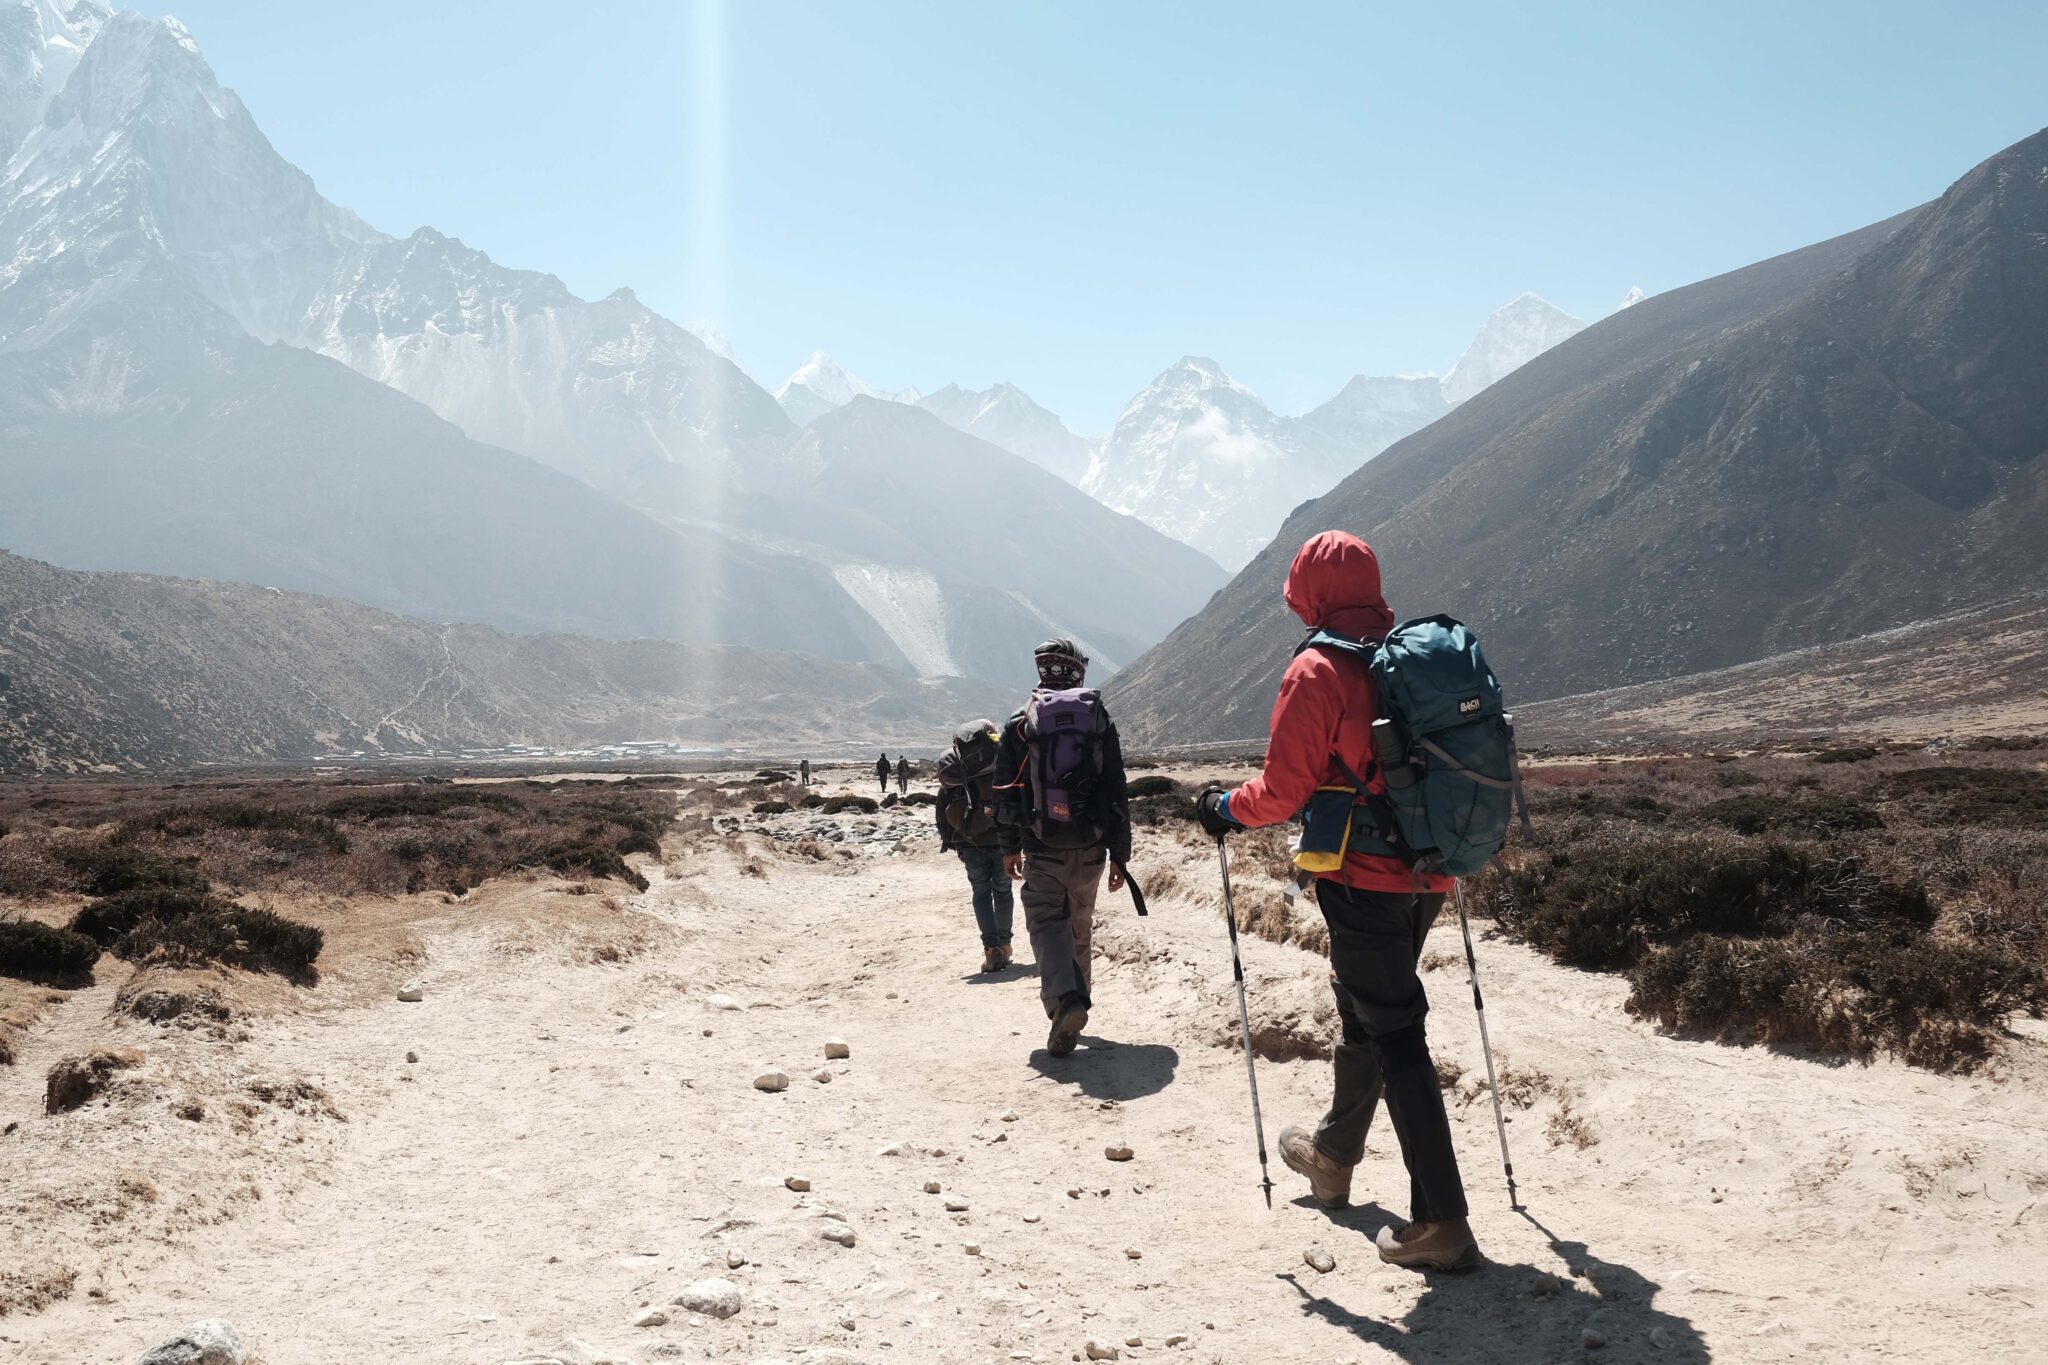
[1195,530,1476,1271]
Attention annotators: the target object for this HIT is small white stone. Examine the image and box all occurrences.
[824,1037,851,1059]
[726,1249,746,1269]
[820,1224,857,1247]
[1304,1247,1336,1274]
[945,1196,970,1212]
[396,982,424,1003]
[1085,1341,1120,1361]
[136,1320,244,1365]
[754,1070,789,1092]
[923,1180,943,1194]
[1165,1334,1189,1346]
[1023,1212,1041,1224]
[813,1069,832,1084]
[707,993,743,1011]
[1124,1247,1142,1260]
[1104,1144,1134,1162]
[671,1277,743,1320]
[632,1307,669,1328]
[1000,1108,1019,1122]
[785,1176,811,1191]
[877,1140,913,1157]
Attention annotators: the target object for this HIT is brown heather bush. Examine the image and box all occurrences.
[0,916,101,982]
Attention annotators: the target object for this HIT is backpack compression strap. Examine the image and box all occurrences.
[1296,629,1410,862]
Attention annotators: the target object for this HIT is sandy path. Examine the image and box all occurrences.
[7,814,2046,1364]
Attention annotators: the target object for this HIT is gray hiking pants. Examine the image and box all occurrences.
[1020,846,1105,1018]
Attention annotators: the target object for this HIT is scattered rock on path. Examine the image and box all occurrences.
[726,1249,746,1269]
[631,1307,668,1328]
[1165,1334,1189,1346]
[923,1180,943,1194]
[396,982,424,1003]
[1529,1272,1562,1296]
[877,1140,913,1157]
[1085,1341,1120,1361]
[1104,1144,1134,1162]
[812,1069,832,1084]
[671,1278,743,1320]
[708,993,743,1011]
[1581,1328,1606,1349]
[1000,1107,1019,1122]
[1126,1337,1144,1348]
[964,1243,981,1256]
[1304,1247,1336,1274]
[824,1037,851,1059]
[820,1224,857,1247]
[754,1070,789,1092]
[135,1319,244,1365]
[785,1176,811,1191]
[1124,1247,1142,1260]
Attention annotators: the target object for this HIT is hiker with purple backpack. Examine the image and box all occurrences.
[991,639,1142,1058]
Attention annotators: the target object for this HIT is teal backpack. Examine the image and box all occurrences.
[1295,614,1533,878]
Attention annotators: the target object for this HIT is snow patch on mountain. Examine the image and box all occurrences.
[918,382,1095,484]
[830,562,957,678]
[0,0,108,158]
[1440,292,1585,404]
[1617,285,1647,310]
[775,350,921,424]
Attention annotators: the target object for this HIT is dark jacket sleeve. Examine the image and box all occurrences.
[990,712,1030,856]
[1097,708,1133,865]
[934,784,954,851]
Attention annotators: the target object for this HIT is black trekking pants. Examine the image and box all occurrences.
[1313,881,1469,1224]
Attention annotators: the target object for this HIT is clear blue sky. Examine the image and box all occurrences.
[155,1,2046,431]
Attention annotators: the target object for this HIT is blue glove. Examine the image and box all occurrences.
[1195,785,1240,839]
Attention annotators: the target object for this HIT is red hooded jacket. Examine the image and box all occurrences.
[1225,531,1454,895]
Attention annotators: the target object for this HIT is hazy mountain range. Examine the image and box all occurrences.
[772,294,1607,567]
[0,5,1221,709]
[1110,128,2048,742]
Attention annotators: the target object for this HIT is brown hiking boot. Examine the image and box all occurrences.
[981,946,1002,974]
[1375,1217,1481,1271]
[995,943,1013,969]
[1046,995,1088,1057]
[1277,1124,1353,1206]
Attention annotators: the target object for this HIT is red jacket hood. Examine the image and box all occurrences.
[1283,531,1395,639]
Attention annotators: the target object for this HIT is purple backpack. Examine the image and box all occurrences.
[1023,687,1105,836]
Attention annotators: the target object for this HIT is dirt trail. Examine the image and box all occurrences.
[6,800,2046,1364]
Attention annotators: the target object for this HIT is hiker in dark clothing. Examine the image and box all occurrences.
[936,719,1014,974]
[799,758,811,787]
[875,752,891,795]
[896,755,912,795]
[1195,530,1475,1271]
[991,638,1133,1058]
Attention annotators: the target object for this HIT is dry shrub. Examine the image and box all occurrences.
[821,795,878,815]
[0,840,74,897]
[0,917,100,983]
[1887,766,2048,829]
[0,1263,78,1316]
[1696,792,1884,837]
[114,905,323,978]
[1480,830,2045,1071]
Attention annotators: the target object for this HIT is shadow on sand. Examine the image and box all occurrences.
[1027,1035,1179,1101]
[1278,1210,1712,1362]
[960,961,1039,985]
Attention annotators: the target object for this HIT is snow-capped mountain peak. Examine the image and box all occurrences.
[917,380,1096,484]
[1440,292,1586,404]
[1617,285,1647,310]
[778,349,871,407]
[1,0,109,157]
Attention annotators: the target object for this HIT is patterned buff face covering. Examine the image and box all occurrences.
[1035,649,1087,687]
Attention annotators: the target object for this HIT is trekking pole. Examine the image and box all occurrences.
[1454,878,1519,1209]
[1215,835,1275,1208]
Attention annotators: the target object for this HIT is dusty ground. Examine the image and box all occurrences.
[3,767,2045,1364]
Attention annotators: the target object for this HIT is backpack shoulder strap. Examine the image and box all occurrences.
[1294,628,1377,662]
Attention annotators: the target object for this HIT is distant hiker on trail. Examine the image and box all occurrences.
[800,758,811,787]
[1196,530,1477,1271]
[897,755,912,795]
[936,719,1014,974]
[992,638,1137,1059]
[876,752,891,795]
